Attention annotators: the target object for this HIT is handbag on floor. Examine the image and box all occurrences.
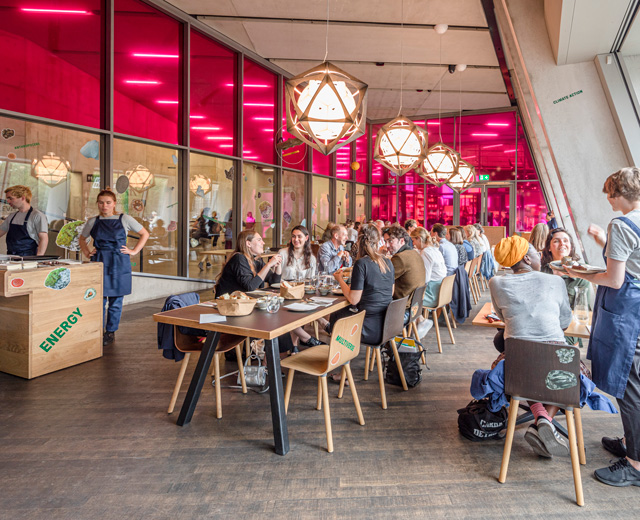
[457,398,508,441]
[383,337,425,388]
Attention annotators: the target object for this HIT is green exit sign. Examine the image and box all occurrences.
[478,174,490,181]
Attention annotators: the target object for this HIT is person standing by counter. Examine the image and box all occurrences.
[79,189,149,346]
[0,185,48,256]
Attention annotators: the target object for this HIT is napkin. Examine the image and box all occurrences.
[199,314,227,324]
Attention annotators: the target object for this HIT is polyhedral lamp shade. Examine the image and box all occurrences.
[373,116,428,176]
[285,61,367,155]
[447,159,476,193]
[189,174,212,196]
[126,164,155,193]
[32,152,71,186]
[420,143,460,186]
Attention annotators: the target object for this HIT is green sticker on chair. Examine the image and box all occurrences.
[545,370,578,390]
[555,348,575,364]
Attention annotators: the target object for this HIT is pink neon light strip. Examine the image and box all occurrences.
[244,103,274,107]
[133,53,179,58]
[471,133,498,137]
[191,126,221,130]
[190,115,205,119]
[427,121,441,126]
[206,136,232,140]
[503,149,516,153]
[125,80,160,85]
[254,117,274,121]
[218,144,233,148]
[486,122,509,127]
[22,8,89,14]
[482,144,503,149]
[157,100,178,104]
[226,83,268,88]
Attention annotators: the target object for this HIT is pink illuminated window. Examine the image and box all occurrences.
[114,0,181,144]
[486,186,511,231]
[398,184,425,227]
[516,117,537,180]
[335,144,352,180]
[372,186,397,222]
[457,112,516,182]
[281,79,308,170]
[190,30,237,154]
[516,182,547,232]
[243,59,276,164]
[0,0,102,127]
[312,148,331,176]
[354,129,368,183]
[459,188,482,226]
[425,184,453,227]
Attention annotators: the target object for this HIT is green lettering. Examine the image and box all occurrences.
[54,327,65,339]
[39,341,51,352]
[68,315,78,325]
[47,334,59,345]
[73,307,82,317]
[60,322,71,332]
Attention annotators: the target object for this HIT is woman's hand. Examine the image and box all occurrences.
[267,253,282,268]
[588,224,606,247]
[85,248,97,258]
[120,245,139,255]
[333,269,344,282]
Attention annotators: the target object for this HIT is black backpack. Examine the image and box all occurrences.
[457,398,508,441]
[383,344,424,388]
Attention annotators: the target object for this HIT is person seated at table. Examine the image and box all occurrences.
[431,223,458,275]
[474,223,492,252]
[404,219,418,234]
[449,227,469,267]
[383,225,425,317]
[464,224,484,258]
[318,224,353,274]
[410,227,447,308]
[278,226,324,348]
[529,223,549,253]
[490,235,573,458]
[542,227,593,346]
[329,224,394,348]
[321,221,335,243]
[346,220,358,243]
[455,225,475,261]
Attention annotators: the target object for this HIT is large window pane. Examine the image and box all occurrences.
[283,170,305,238]
[337,181,350,222]
[336,145,351,180]
[372,186,396,222]
[0,116,101,256]
[460,187,482,226]
[281,79,308,171]
[516,181,547,232]
[243,60,276,165]
[190,30,237,155]
[398,184,425,227]
[242,163,275,246]
[311,176,330,240]
[486,186,510,231]
[114,0,181,144]
[425,184,453,226]
[0,1,102,128]
[188,153,234,279]
[355,184,367,223]
[312,148,331,176]
[113,139,178,276]
[354,130,369,183]
[516,116,537,180]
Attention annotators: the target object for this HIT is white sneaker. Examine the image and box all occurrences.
[417,319,433,338]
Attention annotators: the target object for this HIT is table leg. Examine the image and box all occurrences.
[177,330,220,426]
[265,337,290,456]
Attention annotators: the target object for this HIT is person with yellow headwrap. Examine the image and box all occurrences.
[489,236,573,458]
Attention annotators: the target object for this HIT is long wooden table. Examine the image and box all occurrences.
[153,294,349,455]
[472,302,592,339]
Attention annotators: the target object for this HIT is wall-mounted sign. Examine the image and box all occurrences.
[553,89,583,105]
[478,174,490,181]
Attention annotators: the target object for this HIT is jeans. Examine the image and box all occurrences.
[103,296,124,333]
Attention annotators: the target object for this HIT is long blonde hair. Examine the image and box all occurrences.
[528,223,549,252]
[217,230,260,281]
[464,224,478,240]
[410,226,435,249]
[357,225,389,274]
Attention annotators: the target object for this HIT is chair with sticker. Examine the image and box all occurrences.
[281,311,366,453]
[498,338,586,506]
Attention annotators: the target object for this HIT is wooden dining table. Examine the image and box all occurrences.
[153,293,349,455]
[472,301,592,339]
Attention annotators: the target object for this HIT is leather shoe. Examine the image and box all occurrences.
[299,336,323,347]
[602,436,627,458]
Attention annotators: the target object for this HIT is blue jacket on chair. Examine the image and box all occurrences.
[157,292,205,362]
[450,265,472,324]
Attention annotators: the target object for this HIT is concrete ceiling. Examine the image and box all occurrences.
[165,0,511,120]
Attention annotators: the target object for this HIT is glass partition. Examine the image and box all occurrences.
[0,116,101,256]
[354,129,369,183]
[187,153,234,279]
[516,117,537,180]
[242,163,275,246]
[336,145,351,180]
[372,186,396,222]
[486,186,510,230]
[336,180,350,222]
[355,184,367,223]
[282,170,305,239]
[516,181,547,232]
[0,0,102,128]
[281,79,308,170]
[311,176,330,240]
[460,187,482,226]
[312,148,331,176]
[243,60,277,165]
[425,184,453,226]
[113,138,178,276]
[114,0,181,144]
[398,184,425,227]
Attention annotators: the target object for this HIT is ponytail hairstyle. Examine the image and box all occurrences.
[96,188,118,215]
[287,225,312,269]
[356,224,389,274]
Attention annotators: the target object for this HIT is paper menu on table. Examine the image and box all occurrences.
[199,314,227,324]
[310,297,337,304]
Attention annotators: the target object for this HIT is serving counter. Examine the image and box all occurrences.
[0,262,103,379]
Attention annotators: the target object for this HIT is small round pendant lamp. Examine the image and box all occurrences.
[125,164,155,193]
[189,174,212,196]
[447,159,476,193]
[32,152,71,186]
[373,116,428,176]
[421,143,460,186]
[285,61,367,155]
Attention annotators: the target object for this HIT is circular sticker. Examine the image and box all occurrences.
[84,288,97,300]
[11,278,24,288]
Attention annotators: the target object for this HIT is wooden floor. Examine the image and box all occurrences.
[1,288,639,519]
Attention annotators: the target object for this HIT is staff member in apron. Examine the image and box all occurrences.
[0,185,48,256]
[567,167,640,487]
[79,189,149,346]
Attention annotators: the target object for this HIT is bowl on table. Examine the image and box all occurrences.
[305,285,316,294]
[256,297,269,310]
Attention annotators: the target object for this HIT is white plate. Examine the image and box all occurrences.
[549,260,606,274]
[270,283,281,289]
[331,288,343,295]
[285,303,318,312]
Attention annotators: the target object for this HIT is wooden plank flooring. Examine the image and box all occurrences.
[1,288,640,519]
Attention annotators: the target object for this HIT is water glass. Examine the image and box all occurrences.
[266,295,281,314]
[574,287,589,322]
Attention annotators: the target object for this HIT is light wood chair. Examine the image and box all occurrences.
[422,275,456,353]
[467,256,482,304]
[362,296,410,408]
[499,338,585,506]
[404,285,428,364]
[167,327,247,419]
[281,311,366,453]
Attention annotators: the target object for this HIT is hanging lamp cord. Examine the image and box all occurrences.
[438,35,443,143]
[397,0,404,117]
[323,0,330,62]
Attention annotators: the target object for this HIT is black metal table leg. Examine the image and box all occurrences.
[264,337,290,455]
[177,330,220,426]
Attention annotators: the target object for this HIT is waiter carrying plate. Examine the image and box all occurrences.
[566,167,640,487]
[0,185,49,257]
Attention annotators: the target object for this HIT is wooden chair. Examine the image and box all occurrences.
[404,285,428,364]
[468,256,482,304]
[362,296,410,409]
[499,338,585,506]
[167,327,248,419]
[422,275,456,353]
[281,311,366,453]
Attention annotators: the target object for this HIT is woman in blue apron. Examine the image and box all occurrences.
[2,185,48,256]
[7,207,38,256]
[566,167,640,487]
[79,189,149,346]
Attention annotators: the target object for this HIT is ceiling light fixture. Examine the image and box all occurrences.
[374,1,427,176]
[125,165,155,193]
[446,68,475,193]
[32,152,71,186]
[285,0,367,155]
[189,174,212,196]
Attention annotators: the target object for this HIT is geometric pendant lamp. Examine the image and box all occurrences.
[420,142,460,186]
[125,164,155,193]
[373,116,428,176]
[31,152,71,186]
[446,158,476,193]
[285,61,368,155]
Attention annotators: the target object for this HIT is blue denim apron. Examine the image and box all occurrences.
[90,215,132,297]
[588,216,640,398]
[7,207,38,256]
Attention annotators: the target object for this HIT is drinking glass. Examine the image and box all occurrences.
[266,295,281,314]
[574,287,589,322]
